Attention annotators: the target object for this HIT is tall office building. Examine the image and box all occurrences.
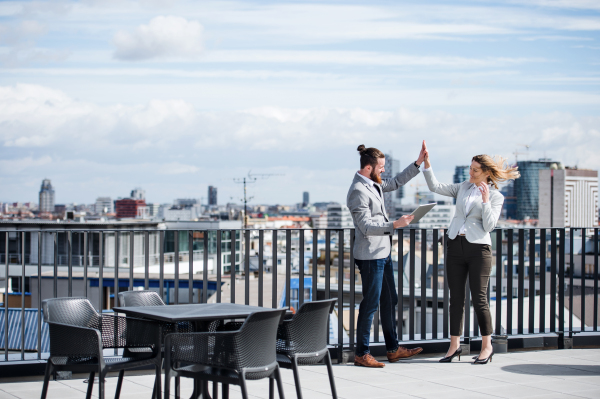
[95,197,114,214]
[208,186,217,206]
[115,198,146,219]
[302,191,309,207]
[500,181,517,219]
[515,159,555,220]
[453,166,469,205]
[382,154,401,216]
[39,179,55,213]
[130,188,145,200]
[539,167,599,227]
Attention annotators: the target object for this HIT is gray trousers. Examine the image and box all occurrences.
[447,235,493,337]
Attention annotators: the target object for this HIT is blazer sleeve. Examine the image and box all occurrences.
[347,189,395,236]
[482,191,504,232]
[423,168,461,198]
[381,163,420,193]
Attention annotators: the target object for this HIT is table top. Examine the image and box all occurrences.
[113,303,280,323]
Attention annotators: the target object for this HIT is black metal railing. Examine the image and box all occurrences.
[0,227,598,365]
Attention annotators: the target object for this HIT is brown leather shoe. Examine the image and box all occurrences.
[354,353,385,368]
[387,346,423,362]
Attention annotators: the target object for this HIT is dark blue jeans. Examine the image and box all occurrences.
[355,255,399,356]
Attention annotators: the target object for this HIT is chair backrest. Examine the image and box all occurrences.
[277,298,337,355]
[231,308,287,370]
[118,290,165,307]
[42,297,101,329]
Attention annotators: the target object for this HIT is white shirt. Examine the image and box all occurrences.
[356,172,382,197]
[424,167,487,235]
[459,184,482,235]
[356,171,374,187]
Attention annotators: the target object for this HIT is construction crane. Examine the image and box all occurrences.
[234,171,284,229]
[514,144,531,163]
[410,179,429,204]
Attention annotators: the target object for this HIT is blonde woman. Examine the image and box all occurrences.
[422,142,520,364]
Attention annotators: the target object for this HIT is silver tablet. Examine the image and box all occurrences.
[409,203,436,224]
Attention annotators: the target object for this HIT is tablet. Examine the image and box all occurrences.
[409,203,436,224]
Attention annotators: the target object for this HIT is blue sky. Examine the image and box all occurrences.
[0,0,599,206]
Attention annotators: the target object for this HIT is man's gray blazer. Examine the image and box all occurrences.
[423,168,504,245]
[347,164,420,260]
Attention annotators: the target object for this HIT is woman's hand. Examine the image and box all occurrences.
[478,182,489,203]
[423,141,431,169]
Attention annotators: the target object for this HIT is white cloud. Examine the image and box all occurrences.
[1,84,599,204]
[113,16,204,61]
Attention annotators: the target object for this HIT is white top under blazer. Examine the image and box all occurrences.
[422,167,504,246]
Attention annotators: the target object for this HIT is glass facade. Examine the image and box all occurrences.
[452,166,469,204]
[515,159,555,220]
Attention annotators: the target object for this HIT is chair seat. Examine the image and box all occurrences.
[177,363,273,381]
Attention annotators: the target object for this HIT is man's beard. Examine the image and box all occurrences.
[370,169,382,185]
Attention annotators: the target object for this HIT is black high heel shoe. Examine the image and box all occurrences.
[439,347,462,363]
[473,348,494,364]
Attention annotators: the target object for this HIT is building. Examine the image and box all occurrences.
[382,153,401,216]
[208,186,217,206]
[453,166,469,204]
[500,181,517,220]
[38,179,55,213]
[175,199,198,207]
[115,199,146,219]
[539,167,599,228]
[302,192,309,207]
[515,159,556,220]
[146,203,161,217]
[326,203,353,228]
[94,197,114,214]
[416,204,456,229]
[130,188,145,200]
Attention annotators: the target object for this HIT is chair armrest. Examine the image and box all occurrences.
[48,322,103,359]
[100,314,161,350]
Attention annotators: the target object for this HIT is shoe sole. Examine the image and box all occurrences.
[387,348,424,363]
[354,362,385,368]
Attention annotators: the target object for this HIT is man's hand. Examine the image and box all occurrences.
[416,140,428,166]
[393,215,414,229]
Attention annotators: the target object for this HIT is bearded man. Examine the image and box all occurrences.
[347,142,427,367]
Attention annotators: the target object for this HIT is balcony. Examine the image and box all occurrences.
[0,226,598,385]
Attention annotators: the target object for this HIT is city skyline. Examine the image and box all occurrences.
[0,0,599,205]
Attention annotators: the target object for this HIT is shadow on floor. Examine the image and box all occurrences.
[501,364,600,376]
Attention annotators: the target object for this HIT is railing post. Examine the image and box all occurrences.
[159,231,165,301]
[409,229,415,341]
[338,229,344,362]
[299,230,304,308]
[443,229,449,339]
[20,232,25,361]
[581,228,586,332]
[174,231,179,305]
[114,231,119,308]
[421,229,427,340]
[397,229,404,341]
[257,230,262,307]
[350,229,355,350]
[189,230,194,304]
[99,231,104,312]
[144,231,150,291]
[68,230,73,297]
[550,228,557,333]
[507,229,514,335]
[529,229,536,334]
[285,229,291,309]
[246,229,252,306]
[432,229,438,340]
[203,230,209,304]
[495,229,503,335]
[129,231,134,291]
[3,231,7,361]
[217,230,223,304]
[518,229,525,335]
[37,231,42,360]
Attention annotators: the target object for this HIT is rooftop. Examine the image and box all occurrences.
[1,348,599,398]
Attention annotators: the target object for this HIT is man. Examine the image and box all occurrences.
[347,142,427,368]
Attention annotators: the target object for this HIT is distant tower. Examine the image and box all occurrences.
[130,188,145,200]
[302,191,309,207]
[39,179,55,212]
[452,166,470,204]
[208,186,217,206]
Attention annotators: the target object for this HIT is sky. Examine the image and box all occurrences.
[0,0,599,207]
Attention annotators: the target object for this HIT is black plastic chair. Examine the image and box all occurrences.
[41,297,162,399]
[164,308,287,399]
[276,299,338,399]
[118,290,166,307]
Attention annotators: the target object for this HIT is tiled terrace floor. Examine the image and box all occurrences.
[1,348,599,399]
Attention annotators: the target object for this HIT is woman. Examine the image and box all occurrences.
[422,143,520,364]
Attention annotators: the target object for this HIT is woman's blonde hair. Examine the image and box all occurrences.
[472,155,521,189]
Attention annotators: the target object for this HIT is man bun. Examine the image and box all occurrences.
[357,145,384,169]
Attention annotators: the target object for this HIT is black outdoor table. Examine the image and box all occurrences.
[112,303,287,399]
